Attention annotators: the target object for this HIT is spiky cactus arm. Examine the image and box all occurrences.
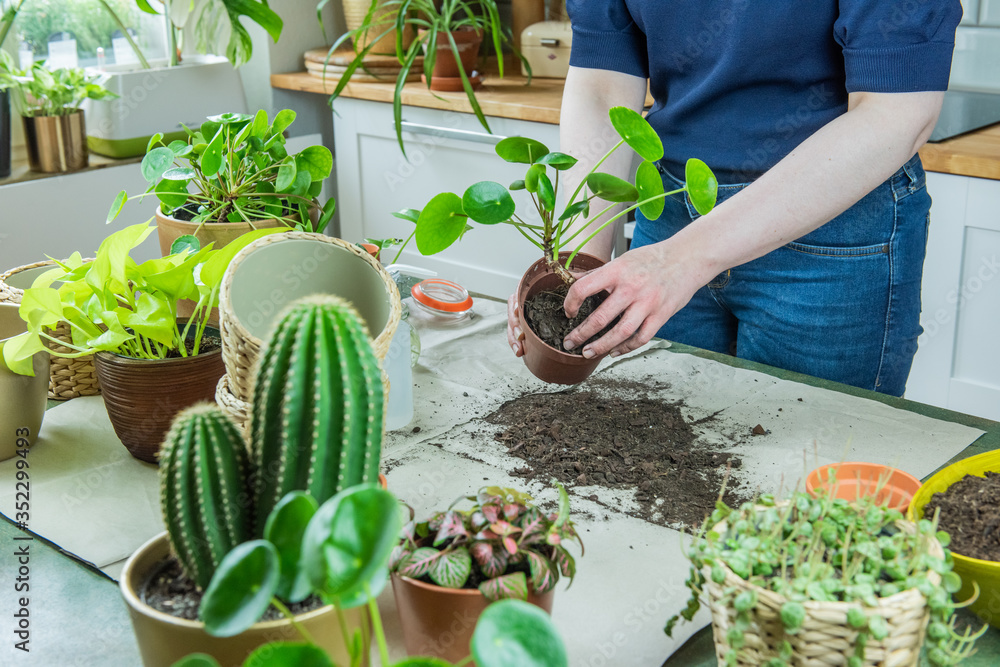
[159,403,252,590]
[251,295,385,537]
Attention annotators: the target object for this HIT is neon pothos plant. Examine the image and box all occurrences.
[390,483,582,602]
[665,488,985,667]
[107,110,336,252]
[172,485,569,667]
[392,106,718,282]
[1,222,282,376]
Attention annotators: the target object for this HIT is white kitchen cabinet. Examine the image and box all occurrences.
[333,97,560,298]
[906,171,1000,420]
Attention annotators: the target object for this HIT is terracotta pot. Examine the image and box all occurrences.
[93,338,225,464]
[23,110,88,173]
[516,252,607,385]
[806,462,922,513]
[0,303,49,461]
[391,573,555,663]
[420,27,483,90]
[121,532,367,667]
[154,208,290,257]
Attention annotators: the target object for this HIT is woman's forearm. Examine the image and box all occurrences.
[669,90,945,285]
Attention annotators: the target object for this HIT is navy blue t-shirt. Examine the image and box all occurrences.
[567,1,962,180]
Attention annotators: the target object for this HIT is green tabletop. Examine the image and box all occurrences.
[2,340,998,666]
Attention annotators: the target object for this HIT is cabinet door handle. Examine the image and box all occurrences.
[399,121,507,145]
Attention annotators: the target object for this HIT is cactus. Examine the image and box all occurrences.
[250,294,385,535]
[159,403,252,589]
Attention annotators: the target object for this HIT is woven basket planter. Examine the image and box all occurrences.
[216,232,401,431]
[705,516,941,667]
[0,260,100,400]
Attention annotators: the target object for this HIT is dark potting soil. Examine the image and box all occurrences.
[163,335,221,359]
[523,285,619,356]
[924,471,1000,562]
[142,557,325,621]
[485,378,748,530]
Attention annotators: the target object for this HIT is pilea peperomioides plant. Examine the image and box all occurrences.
[155,293,386,590]
[666,490,986,667]
[391,483,583,601]
[392,106,718,285]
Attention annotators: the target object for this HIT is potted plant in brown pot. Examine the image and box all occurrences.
[120,292,389,666]
[1,222,280,463]
[388,482,582,662]
[107,109,337,256]
[0,54,116,173]
[324,0,530,155]
[394,106,718,383]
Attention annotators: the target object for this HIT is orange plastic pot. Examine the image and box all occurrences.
[516,252,606,385]
[391,573,554,663]
[805,462,921,513]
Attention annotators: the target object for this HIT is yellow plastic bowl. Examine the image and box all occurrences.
[908,448,1000,628]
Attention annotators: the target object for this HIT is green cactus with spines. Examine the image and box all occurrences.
[250,294,385,535]
[159,403,252,590]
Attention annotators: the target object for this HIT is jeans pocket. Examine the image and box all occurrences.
[785,241,890,257]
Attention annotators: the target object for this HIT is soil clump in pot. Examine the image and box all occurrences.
[924,471,1000,561]
[523,285,618,356]
[485,379,749,529]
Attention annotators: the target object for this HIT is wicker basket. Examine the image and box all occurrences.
[216,232,401,429]
[705,517,941,667]
[0,260,101,400]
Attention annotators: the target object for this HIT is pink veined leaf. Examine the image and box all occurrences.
[478,571,529,602]
[470,511,489,531]
[503,535,518,556]
[398,547,441,579]
[519,513,547,545]
[552,545,576,581]
[503,503,522,521]
[471,541,508,579]
[427,511,447,532]
[482,504,501,524]
[489,519,522,537]
[546,532,562,546]
[474,528,499,541]
[433,510,469,547]
[388,544,410,571]
[399,520,418,544]
[527,551,558,594]
[507,549,527,564]
[428,546,472,589]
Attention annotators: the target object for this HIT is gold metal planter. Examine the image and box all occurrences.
[23,110,89,173]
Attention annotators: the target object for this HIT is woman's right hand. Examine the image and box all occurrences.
[507,293,525,357]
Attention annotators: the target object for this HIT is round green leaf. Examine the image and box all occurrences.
[141,147,174,183]
[145,132,163,153]
[271,109,297,136]
[295,146,333,181]
[276,157,298,192]
[264,491,320,602]
[199,540,280,638]
[524,164,544,194]
[244,643,335,667]
[557,199,590,222]
[393,208,421,224]
[300,485,402,607]
[685,158,718,216]
[471,600,568,667]
[155,178,190,210]
[608,106,663,162]
[162,167,196,181]
[415,193,467,256]
[635,160,665,220]
[509,179,526,191]
[170,235,200,255]
[586,173,638,203]
[537,152,578,171]
[200,126,226,179]
[209,112,252,125]
[495,137,550,164]
[463,181,515,225]
[537,172,555,212]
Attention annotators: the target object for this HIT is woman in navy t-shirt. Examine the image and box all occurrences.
[507,0,962,396]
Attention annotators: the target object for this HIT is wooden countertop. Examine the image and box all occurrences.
[272,70,1000,181]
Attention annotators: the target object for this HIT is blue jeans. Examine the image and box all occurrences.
[632,154,930,397]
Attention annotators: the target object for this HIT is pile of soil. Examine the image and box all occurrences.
[143,557,323,621]
[164,334,221,359]
[485,379,748,530]
[523,286,618,356]
[924,472,1000,562]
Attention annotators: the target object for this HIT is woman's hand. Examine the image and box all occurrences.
[507,293,525,357]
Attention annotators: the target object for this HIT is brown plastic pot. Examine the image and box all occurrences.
[420,27,483,90]
[121,532,367,667]
[391,573,555,663]
[93,339,225,464]
[516,252,607,385]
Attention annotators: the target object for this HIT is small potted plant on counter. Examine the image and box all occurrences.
[107,109,337,256]
[119,292,389,666]
[665,489,985,667]
[325,0,531,155]
[0,54,116,172]
[389,482,582,662]
[1,222,281,462]
[395,105,718,383]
